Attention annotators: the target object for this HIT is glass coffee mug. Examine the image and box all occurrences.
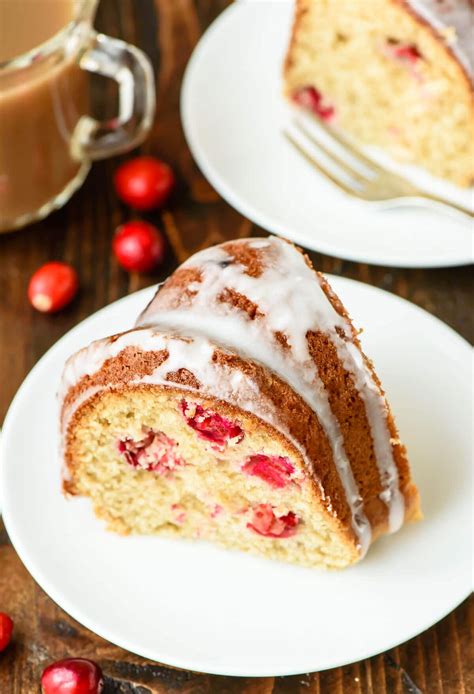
[0,0,155,233]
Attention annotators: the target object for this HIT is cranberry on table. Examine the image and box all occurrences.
[112,221,166,273]
[114,155,175,210]
[0,612,13,652]
[28,262,79,314]
[41,658,103,694]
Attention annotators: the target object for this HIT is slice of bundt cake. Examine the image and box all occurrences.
[284,0,474,186]
[60,237,420,569]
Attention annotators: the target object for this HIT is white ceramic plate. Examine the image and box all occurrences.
[1,279,472,676]
[181,1,474,268]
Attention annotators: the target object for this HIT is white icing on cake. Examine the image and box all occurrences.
[138,238,405,543]
[61,237,406,554]
[407,0,473,77]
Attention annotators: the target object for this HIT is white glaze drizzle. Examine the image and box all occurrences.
[407,0,473,77]
[138,238,402,551]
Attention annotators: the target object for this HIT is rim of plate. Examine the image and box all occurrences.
[180,2,474,269]
[1,279,472,676]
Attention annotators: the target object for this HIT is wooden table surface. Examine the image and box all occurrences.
[0,1,472,692]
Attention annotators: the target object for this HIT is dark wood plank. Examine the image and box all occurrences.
[0,1,472,692]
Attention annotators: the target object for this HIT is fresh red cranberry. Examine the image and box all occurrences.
[41,658,103,694]
[180,400,244,451]
[247,504,299,538]
[242,454,295,489]
[292,86,335,121]
[114,156,175,210]
[28,262,79,313]
[0,612,13,652]
[118,428,183,474]
[113,221,166,273]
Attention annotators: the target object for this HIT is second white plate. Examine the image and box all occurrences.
[1,278,472,676]
[181,1,473,268]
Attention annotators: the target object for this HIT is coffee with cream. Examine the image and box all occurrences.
[0,0,87,230]
[0,0,156,232]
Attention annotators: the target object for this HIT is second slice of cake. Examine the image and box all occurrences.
[284,0,474,186]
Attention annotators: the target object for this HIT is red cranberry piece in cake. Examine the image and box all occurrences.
[242,454,295,489]
[385,40,422,66]
[180,400,244,451]
[247,504,300,538]
[118,428,183,474]
[394,44,421,63]
[171,504,187,524]
[292,86,335,121]
[211,503,223,518]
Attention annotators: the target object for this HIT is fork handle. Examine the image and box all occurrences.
[417,192,473,219]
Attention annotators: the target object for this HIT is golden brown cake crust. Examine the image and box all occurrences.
[316,271,420,530]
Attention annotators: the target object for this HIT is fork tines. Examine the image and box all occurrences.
[284,113,474,218]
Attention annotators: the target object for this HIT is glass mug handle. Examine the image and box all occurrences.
[73,32,155,160]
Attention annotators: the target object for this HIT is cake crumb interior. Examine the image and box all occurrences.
[68,388,357,569]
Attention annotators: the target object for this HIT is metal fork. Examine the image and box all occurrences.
[284,117,474,219]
